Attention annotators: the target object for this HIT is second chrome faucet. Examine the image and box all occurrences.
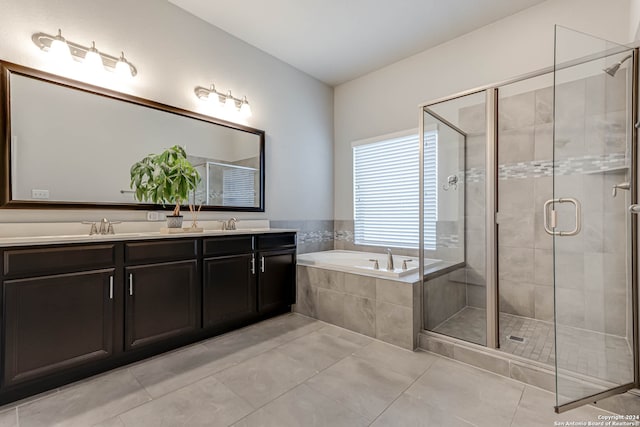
[386,248,394,271]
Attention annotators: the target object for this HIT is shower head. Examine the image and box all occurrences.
[604,54,633,77]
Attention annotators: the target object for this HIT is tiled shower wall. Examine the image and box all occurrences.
[496,71,629,338]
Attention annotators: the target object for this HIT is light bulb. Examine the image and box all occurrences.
[240,97,252,117]
[115,52,133,79]
[48,29,72,63]
[207,85,219,104]
[224,91,236,112]
[84,41,104,74]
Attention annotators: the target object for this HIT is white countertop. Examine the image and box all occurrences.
[0,223,297,247]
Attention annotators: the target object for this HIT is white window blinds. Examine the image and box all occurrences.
[223,167,256,206]
[353,131,437,250]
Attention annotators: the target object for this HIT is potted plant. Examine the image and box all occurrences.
[130,145,201,228]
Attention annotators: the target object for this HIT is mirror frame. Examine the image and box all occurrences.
[0,61,266,212]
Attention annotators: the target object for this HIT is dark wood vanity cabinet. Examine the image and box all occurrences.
[257,250,296,313]
[203,254,255,328]
[0,232,296,404]
[125,260,199,350]
[4,269,115,386]
[123,239,200,350]
[257,234,297,313]
[2,245,117,387]
[203,235,256,329]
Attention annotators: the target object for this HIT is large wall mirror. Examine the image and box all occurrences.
[0,61,265,211]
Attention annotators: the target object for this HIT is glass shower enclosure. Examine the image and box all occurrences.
[419,26,638,412]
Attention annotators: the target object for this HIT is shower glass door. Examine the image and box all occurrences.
[553,25,637,411]
[422,91,489,347]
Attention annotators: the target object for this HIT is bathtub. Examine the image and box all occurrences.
[297,249,441,278]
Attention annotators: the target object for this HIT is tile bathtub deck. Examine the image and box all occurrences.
[0,313,618,427]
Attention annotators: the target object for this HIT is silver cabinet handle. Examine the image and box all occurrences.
[109,276,113,300]
[251,255,256,275]
[260,256,265,273]
[129,273,133,296]
[543,198,581,236]
[629,204,640,214]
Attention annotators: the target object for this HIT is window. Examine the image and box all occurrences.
[222,166,256,206]
[353,130,437,250]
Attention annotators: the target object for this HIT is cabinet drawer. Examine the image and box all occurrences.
[203,236,253,256]
[256,233,296,250]
[3,244,115,278]
[125,239,197,264]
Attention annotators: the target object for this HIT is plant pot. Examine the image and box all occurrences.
[166,215,183,228]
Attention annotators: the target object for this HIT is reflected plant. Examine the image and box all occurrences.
[130,145,201,217]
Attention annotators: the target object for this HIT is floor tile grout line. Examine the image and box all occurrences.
[365,354,439,426]
[240,336,385,424]
[34,317,329,426]
[219,320,369,426]
[508,384,527,427]
[222,351,353,427]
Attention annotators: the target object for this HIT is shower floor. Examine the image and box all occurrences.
[432,306,633,385]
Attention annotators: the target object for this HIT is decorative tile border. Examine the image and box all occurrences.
[464,153,627,183]
[334,229,354,242]
[297,230,335,244]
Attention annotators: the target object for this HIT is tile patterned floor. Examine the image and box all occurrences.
[0,313,620,427]
[433,306,634,384]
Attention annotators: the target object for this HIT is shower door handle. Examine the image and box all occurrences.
[543,198,581,236]
[629,204,640,214]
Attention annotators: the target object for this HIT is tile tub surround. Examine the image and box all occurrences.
[0,313,618,426]
[295,265,421,349]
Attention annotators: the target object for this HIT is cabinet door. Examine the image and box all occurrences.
[3,269,115,386]
[203,254,256,328]
[125,260,198,350]
[258,249,296,313]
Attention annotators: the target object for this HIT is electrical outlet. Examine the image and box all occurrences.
[146,212,159,221]
[31,189,49,199]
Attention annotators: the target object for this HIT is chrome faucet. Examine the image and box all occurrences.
[386,248,394,271]
[220,217,238,230]
[82,221,98,235]
[96,218,120,235]
[98,218,110,235]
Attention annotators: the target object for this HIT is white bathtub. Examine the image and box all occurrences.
[297,250,441,278]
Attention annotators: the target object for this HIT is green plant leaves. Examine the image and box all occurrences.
[129,145,201,213]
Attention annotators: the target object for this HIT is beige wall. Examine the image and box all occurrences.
[0,0,334,222]
[334,0,632,221]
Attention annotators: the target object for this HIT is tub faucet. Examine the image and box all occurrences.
[386,248,394,271]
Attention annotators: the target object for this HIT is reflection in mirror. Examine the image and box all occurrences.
[2,62,264,211]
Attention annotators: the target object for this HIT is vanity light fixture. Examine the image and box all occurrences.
[83,41,104,74]
[32,29,137,78]
[47,29,73,63]
[194,84,252,117]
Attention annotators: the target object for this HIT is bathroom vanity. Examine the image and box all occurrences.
[0,230,296,404]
